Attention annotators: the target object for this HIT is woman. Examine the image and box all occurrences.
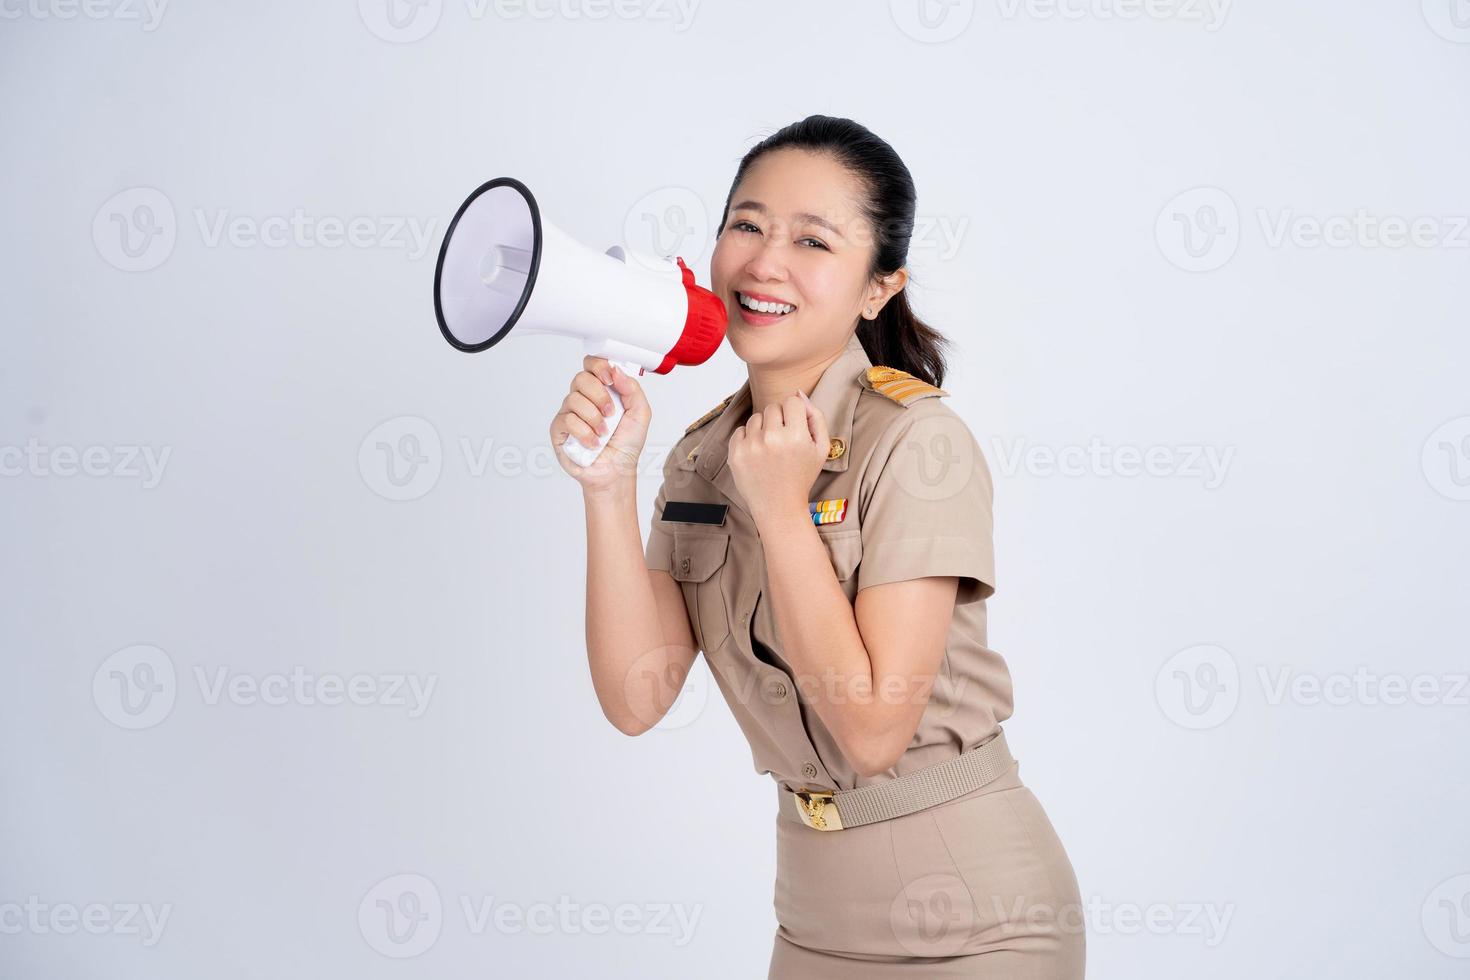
[550,115,1085,978]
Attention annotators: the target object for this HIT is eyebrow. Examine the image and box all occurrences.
[730,200,845,239]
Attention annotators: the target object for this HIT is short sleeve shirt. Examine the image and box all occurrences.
[643,333,1015,792]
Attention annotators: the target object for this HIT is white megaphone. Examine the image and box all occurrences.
[433,177,728,467]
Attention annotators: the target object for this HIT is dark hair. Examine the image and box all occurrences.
[715,114,952,388]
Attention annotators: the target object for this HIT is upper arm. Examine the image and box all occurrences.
[645,464,699,657]
[649,567,699,658]
[621,475,700,735]
[854,576,958,764]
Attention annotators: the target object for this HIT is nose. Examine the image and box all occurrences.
[742,238,789,284]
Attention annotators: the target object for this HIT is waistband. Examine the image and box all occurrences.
[777,729,1015,831]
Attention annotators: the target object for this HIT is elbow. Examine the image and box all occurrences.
[603,708,652,738]
[847,733,904,779]
[852,754,899,780]
[843,702,922,777]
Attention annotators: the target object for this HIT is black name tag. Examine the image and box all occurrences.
[661,500,728,526]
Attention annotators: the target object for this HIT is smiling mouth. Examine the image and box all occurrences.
[735,291,798,319]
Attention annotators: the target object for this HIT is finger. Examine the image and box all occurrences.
[801,390,829,451]
[581,356,613,385]
[567,392,610,435]
[570,368,604,394]
[782,392,806,431]
[561,411,603,451]
[551,424,583,468]
[572,372,617,417]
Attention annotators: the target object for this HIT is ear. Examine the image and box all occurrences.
[863,267,909,319]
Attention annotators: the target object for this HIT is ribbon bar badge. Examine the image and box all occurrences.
[809,497,848,525]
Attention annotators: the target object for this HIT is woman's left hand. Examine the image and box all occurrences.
[728,390,830,527]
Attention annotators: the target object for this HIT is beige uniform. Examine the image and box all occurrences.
[644,333,1085,977]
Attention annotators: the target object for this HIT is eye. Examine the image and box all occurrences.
[799,237,830,251]
[731,219,760,234]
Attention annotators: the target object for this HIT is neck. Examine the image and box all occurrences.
[747,343,846,417]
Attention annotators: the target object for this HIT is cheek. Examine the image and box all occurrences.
[791,263,854,312]
[710,239,740,291]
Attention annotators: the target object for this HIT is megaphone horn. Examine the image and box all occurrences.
[432,177,728,467]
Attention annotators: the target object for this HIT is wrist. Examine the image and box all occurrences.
[754,499,813,538]
[583,478,637,507]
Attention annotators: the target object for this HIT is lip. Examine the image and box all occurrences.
[733,289,797,327]
[737,289,797,306]
[737,305,790,327]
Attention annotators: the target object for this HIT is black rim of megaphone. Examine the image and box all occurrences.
[433,176,543,354]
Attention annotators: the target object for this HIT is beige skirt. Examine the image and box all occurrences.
[769,759,1085,978]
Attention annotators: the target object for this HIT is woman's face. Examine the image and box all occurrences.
[711,148,898,368]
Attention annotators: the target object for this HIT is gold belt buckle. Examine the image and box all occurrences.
[792,789,844,831]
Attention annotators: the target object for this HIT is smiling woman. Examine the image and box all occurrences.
[559,114,1085,979]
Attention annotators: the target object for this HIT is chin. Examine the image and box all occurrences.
[724,331,776,363]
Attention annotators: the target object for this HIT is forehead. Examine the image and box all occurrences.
[730,148,867,230]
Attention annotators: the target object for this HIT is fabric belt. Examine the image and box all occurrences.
[779,730,1014,831]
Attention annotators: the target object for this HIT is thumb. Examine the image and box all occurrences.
[604,365,651,461]
[608,364,647,418]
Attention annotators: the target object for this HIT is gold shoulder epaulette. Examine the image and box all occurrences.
[859,365,949,406]
[684,394,734,434]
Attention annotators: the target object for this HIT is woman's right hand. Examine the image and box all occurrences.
[550,355,652,491]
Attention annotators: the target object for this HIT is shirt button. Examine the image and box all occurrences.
[680,556,690,574]
[768,680,787,701]
[801,762,818,779]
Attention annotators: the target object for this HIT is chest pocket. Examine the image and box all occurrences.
[671,530,732,654]
[817,528,863,600]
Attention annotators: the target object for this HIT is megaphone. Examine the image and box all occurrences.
[432,177,728,467]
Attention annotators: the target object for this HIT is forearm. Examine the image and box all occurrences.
[756,507,888,772]
[583,480,667,734]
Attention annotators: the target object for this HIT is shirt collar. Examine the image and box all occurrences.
[690,333,871,499]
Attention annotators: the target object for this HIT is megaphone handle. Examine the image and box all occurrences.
[561,358,641,468]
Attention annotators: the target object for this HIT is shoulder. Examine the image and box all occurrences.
[684,392,737,435]
[656,388,739,478]
[855,364,969,444]
[854,367,987,489]
[857,365,950,407]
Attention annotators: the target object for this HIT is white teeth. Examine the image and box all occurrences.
[738,292,795,315]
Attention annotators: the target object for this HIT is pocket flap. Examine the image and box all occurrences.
[671,532,729,583]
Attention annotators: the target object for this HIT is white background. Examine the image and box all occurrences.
[2,1,1468,977]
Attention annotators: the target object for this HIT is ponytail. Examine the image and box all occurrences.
[857,288,952,389]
